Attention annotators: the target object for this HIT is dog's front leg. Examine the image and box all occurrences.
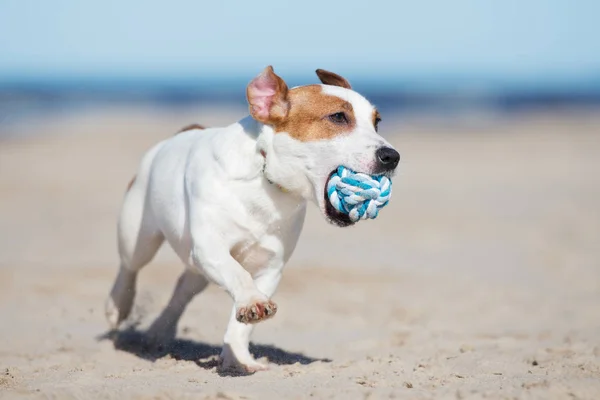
[220,267,282,373]
[189,221,277,325]
[219,232,290,373]
[190,234,279,373]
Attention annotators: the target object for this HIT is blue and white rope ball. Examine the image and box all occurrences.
[326,166,392,222]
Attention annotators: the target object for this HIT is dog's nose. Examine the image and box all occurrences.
[375,147,400,171]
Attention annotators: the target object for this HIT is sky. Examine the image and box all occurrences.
[1,0,599,84]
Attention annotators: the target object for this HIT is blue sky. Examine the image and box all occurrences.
[1,0,599,83]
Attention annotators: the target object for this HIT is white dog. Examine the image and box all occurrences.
[105,66,400,373]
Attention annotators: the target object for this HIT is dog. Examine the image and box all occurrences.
[105,66,400,373]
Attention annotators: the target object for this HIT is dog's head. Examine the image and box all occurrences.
[249,66,400,227]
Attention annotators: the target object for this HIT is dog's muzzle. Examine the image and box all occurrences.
[373,147,400,174]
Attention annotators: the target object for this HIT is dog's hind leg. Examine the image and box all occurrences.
[145,268,209,347]
[105,171,164,329]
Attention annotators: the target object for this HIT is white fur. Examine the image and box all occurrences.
[105,82,397,373]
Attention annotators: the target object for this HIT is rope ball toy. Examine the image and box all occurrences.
[326,166,392,222]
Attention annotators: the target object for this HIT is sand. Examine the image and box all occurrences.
[1,107,599,399]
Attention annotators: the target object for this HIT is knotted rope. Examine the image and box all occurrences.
[326,166,392,222]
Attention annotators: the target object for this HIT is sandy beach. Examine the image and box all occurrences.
[1,107,599,399]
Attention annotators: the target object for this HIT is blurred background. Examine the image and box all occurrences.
[1,0,600,128]
[1,1,600,397]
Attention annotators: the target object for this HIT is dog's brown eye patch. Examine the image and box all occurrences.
[273,85,356,142]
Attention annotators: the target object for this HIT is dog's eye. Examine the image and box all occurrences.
[374,117,382,132]
[329,112,348,125]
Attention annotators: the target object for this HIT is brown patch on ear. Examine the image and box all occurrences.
[246,66,289,124]
[175,124,206,135]
[315,69,352,89]
[273,85,355,142]
[126,175,136,192]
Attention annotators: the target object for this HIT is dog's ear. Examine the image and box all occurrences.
[316,69,352,89]
[247,66,289,124]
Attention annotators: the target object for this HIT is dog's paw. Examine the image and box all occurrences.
[219,357,269,375]
[105,297,121,328]
[235,300,277,324]
[105,296,132,329]
[105,270,136,329]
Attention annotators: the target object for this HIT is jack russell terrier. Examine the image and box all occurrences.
[105,66,400,373]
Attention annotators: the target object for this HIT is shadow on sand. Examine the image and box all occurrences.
[97,327,331,376]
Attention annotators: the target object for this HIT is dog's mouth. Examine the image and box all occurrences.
[323,169,355,227]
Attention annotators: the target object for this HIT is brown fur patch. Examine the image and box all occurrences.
[372,109,381,130]
[273,85,355,141]
[176,123,206,134]
[126,175,136,192]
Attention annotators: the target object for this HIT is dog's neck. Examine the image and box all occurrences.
[239,116,313,201]
[255,124,296,195]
